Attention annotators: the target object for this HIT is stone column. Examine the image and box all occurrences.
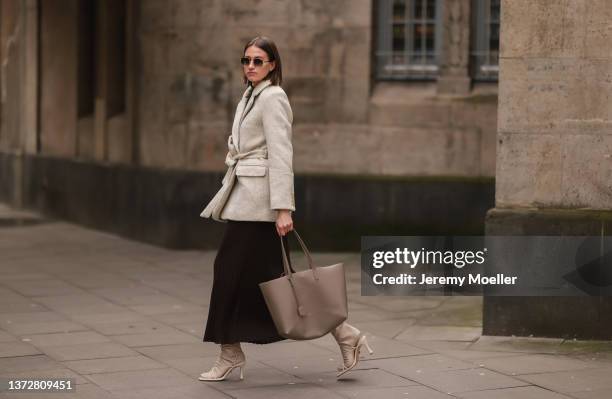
[437,0,471,95]
[94,0,110,161]
[40,0,79,157]
[485,0,612,339]
[125,0,137,164]
[22,0,38,155]
[93,0,129,164]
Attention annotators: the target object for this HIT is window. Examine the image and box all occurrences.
[376,0,442,80]
[77,0,96,117]
[471,0,500,81]
[77,0,126,117]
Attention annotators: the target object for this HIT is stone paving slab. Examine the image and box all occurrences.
[0,288,31,303]
[63,355,168,375]
[0,341,42,357]
[34,293,123,309]
[111,330,201,347]
[95,292,184,307]
[570,350,612,365]
[0,331,15,343]
[408,339,473,352]
[1,320,89,335]
[94,383,230,399]
[125,303,206,316]
[0,355,61,373]
[0,301,48,314]
[3,279,88,297]
[68,311,150,326]
[301,367,421,393]
[48,303,132,316]
[83,367,195,392]
[0,311,68,325]
[173,322,204,337]
[407,367,531,395]
[456,385,574,399]
[362,353,477,377]
[394,325,482,342]
[572,388,612,399]
[148,311,207,325]
[468,335,567,354]
[226,383,347,399]
[21,331,111,347]
[342,385,456,399]
[479,353,596,375]
[1,204,612,398]
[134,343,220,361]
[85,319,178,336]
[59,272,145,289]
[39,342,139,362]
[0,272,53,282]
[518,367,612,395]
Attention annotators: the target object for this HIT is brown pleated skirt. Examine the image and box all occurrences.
[203,220,293,344]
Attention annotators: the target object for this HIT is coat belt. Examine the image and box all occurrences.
[201,146,268,222]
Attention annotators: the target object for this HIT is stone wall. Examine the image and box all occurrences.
[39,0,79,157]
[0,0,25,153]
[496,0,612,209]
[135,0,497,177]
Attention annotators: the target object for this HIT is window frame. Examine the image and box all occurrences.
[375,0,443,81]
[470,0,500,82]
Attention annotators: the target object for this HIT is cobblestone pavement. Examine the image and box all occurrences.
[1,203,611,398]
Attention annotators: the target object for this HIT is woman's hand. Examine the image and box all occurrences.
[275,210,293,236]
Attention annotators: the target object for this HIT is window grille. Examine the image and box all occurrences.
[471,0,500,81]
[376,0,442,80]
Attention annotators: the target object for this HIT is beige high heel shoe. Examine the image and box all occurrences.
[331,322,374,378]
[198,343,246,381]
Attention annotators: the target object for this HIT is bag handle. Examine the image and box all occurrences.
[279,229,319,281]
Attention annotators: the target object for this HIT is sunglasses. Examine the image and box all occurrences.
[240,57,273,67]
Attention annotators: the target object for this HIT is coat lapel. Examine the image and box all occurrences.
[239,79,272,126]
[230,90,249,150]
[232,79,273,150]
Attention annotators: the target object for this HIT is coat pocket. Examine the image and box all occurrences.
[235,165,267,177]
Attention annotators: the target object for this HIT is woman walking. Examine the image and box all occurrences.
[199,36,373,381]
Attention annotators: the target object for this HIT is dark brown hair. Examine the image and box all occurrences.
[242,36,283,86]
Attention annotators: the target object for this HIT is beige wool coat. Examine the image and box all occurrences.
[200,79,295,222]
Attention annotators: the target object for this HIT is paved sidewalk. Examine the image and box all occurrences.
[1,203,611,398]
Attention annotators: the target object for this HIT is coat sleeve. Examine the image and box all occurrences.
[262,89,295,211]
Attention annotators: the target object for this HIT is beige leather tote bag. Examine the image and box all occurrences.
[259,230,348,340]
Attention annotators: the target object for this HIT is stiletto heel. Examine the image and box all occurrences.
[361,336,374,355]
[239,366,244,380]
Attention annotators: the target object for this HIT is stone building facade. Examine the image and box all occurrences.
[0,0,498,249]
